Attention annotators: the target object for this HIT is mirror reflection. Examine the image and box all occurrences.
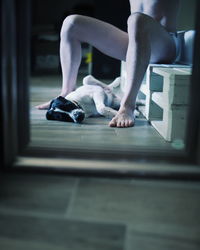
[30,0,196,153]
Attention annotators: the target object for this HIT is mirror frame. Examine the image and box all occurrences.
[1,0,200,178]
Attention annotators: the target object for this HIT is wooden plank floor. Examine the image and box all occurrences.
[30,74,172,152]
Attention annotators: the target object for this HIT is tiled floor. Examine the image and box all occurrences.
[0,172,200,250]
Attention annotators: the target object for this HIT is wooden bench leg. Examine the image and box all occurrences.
[151,106,188,141]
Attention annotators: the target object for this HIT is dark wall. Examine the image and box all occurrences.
[91,1,130,79]
[177,0,196,30]
[32,0,95,32]
[32,0,130,78]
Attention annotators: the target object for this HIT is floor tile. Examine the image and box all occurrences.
[0,214,125,250]
[0,237,66,250]
[0,173,76,215]
[126,229,200,250]
[69,178,200,241]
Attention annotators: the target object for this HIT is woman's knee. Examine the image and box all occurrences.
[60,14,82,38]
[127,13,149,33]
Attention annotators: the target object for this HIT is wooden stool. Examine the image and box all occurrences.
[143,65,191,141]
[121,62,192,141]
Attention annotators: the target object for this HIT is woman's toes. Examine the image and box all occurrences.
[128,120,134,127]
[109,118,116,127]
[35,101,51,110]
[125,120,129,127]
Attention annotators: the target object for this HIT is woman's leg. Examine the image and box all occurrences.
[109,13,176,127]
[36,15,128,110]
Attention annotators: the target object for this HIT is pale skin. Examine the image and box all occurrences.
[36,0,180,128]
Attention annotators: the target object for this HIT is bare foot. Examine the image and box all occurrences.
[109,109,135,128]
[35,100,51,110]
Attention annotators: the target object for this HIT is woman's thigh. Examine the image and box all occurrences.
[148,21,176,63]
[68,14,175,64]
[66,15,128,61]
[127,13,176,63]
